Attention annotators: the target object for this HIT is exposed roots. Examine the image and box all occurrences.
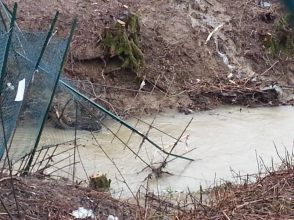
[102,11,144,75]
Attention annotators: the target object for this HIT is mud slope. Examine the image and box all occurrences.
[4,0,293,116]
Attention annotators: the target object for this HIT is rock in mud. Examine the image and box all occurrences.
[50,87,106,131]
[89,173,111,192]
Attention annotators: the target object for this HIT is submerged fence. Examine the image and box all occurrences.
[0,2,76,165]
[0,2,193,179]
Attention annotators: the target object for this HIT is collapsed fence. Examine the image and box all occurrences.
[0,1,194,185]
[0,3,76,169]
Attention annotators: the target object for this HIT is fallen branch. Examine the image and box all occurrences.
[260,60,279,76]
[0,176,19,183]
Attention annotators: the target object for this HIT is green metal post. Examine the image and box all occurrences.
[0,9,194,162]
[23,18,77,174]
[1,11,60,164]
[59,80,195,162]
[7,49,195,162]
[35,11,59,68]
[0,3,17,159]
[0,3,16,86]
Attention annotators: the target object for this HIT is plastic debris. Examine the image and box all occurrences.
[259,1,271,8]
[6,82,14,91]
[217,51,235,71]
[72,207,95,219]
[15,79,26,102]
[139,79,146,90]
[262,85,283,96]
[227,73,234,79]
[107,215,119,220]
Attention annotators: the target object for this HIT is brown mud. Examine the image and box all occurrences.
[4,0,294,118]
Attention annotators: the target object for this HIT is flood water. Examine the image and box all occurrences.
[21,106,294,197]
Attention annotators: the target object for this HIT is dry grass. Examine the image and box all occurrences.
[0,155,293,219]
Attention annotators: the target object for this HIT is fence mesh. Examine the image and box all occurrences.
[0,3,192,192]
[0,3,74,163]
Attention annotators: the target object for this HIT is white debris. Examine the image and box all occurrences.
[273,85,283,96]
[6,82,14,91]
[107,215,119,220]
[139,79,146,90]
[217,51,235,71]
[259,1,271,8]
[116,19,126,26]
[15,78,25,102]
[72,207,94,219]
[218,51,229,65]
[214,37,235,72]
[262,85,283,96]
[227,73,234,79]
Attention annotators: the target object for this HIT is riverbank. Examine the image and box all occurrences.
[4,0,294,118]
[0,1,293,219]
[0,160,293,219]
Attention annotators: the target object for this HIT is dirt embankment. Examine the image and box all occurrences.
[4,0,294,117]
[0,165,293,219]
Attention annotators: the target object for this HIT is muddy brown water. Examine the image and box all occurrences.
[11,106,294,198]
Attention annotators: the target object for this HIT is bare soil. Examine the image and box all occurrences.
[4,0,294,117]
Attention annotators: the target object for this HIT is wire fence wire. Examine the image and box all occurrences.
[0,2,195,219]
[0,3,76,168]
[0,1,193,190]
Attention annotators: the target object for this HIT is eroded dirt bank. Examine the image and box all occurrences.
[0,1,293,219]
[4,0,294,118]
[0,166,293,219]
